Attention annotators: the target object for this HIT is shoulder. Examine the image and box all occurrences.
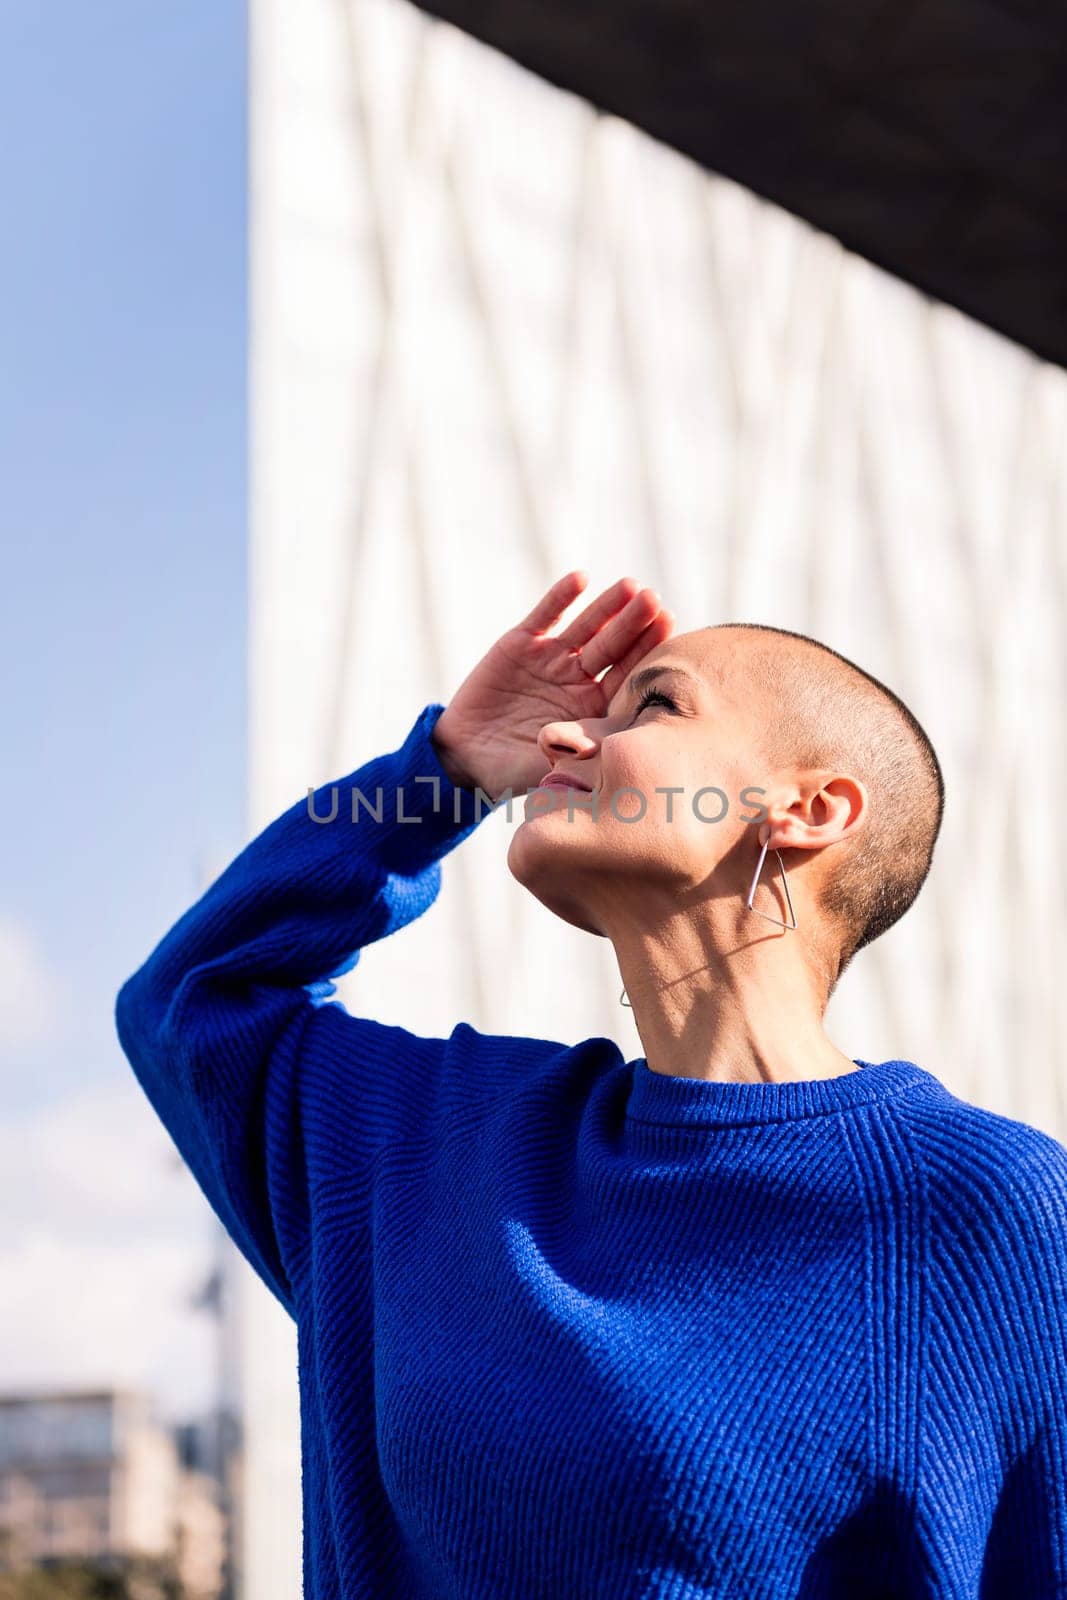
[430,1024,627,1141]
[898,1085,1067,1290]
[298,1007,621,1129]
[443,1022,624,1102]
[890,1089,1067,1438]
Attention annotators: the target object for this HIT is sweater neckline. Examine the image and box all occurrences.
[625,1056,938,1128]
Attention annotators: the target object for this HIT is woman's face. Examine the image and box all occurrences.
[506,631,775,936]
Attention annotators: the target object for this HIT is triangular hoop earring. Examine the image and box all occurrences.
[621,840,796,1005]
[746,839,798,930]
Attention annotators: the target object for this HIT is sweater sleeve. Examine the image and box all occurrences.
[932,1125,1067,1593]
[979,1133,1067,1593]
[113,702,493,1319]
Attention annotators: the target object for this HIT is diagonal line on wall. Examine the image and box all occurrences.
[441,128,557,583]
[601,131,669,581]
[324,0,436,775]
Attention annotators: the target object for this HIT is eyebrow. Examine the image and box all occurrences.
[607,663,702,718]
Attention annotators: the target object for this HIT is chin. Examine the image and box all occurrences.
[506,832,606,938]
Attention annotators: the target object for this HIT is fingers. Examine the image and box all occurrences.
[519,570,589,634]
[556,575,642,650]
[597,608,677,710]
[518,575,675,711]
[577,588,667,679]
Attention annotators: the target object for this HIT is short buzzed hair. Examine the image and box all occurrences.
[711,623,945,997]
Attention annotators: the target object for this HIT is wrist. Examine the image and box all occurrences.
[430,712,480,793]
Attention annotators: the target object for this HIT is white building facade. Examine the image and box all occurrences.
[247,0,1067,1591]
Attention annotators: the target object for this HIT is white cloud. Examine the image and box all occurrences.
[0,1077,223,1422]
[0,1075,194,1242]
[0,1228,215,1421]
[0,914,65,1052]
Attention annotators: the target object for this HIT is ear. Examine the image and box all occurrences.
[768,776,867,854]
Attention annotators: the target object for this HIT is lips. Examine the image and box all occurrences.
[538,771,594,793]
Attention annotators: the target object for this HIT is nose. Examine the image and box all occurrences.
[536,717,599,765]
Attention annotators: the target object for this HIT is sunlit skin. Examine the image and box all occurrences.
[507,627,870,1086]
[432,573,869,1087]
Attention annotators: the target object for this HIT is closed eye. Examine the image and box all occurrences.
[632,686,677,719]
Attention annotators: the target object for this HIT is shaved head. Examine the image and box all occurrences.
[512,612,944,1010]
[708,623,945,991]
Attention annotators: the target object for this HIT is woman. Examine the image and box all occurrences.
[116,571,1067,1598]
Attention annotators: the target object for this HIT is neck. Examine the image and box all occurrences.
[607,895,855,1087]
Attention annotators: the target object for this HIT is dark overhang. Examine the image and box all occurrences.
[406,0,1067,368]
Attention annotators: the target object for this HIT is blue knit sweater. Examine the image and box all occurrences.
[115,702,1067,1598]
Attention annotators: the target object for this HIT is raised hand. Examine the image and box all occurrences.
[430,572,675,802]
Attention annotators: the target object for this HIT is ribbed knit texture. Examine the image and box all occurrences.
[115,703,1067,1599]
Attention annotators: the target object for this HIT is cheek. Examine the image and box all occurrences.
[596,746,697,842]
[602,742,751,857]
[605,740,708,814]
[604,735,685,796]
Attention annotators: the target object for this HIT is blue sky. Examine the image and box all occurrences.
[1,3,246,1111]
[0,3,246,1414]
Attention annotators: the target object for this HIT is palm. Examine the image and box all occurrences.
[435,573,676,801]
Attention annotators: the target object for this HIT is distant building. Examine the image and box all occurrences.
[173,1407,241,1490]
[174,1403,242,1600]
[175,1468,228,1600]
[0,1387,226,1598]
